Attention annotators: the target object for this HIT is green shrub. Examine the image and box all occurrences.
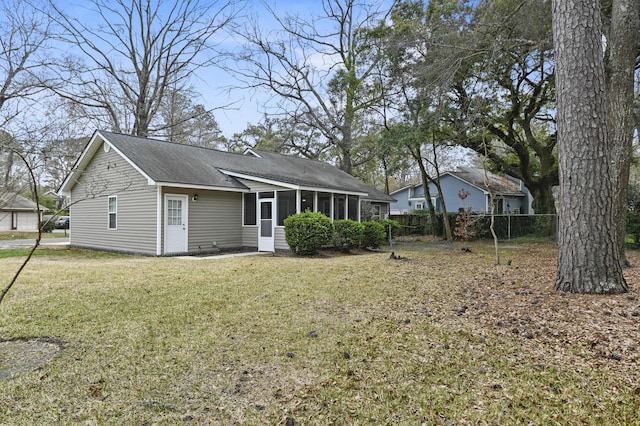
[628,212,640,245]
[40,218,55,233]
[333,219,365,252]
[284,211,334,255]
[362,221,386,249]
[376,219,400,240]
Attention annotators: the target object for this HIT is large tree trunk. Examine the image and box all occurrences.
[606,0,640,267]
[552,0,627,294]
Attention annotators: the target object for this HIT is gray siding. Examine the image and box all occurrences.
[183,189,243,251]
[242,226,258,248]
[275,227,289,250]
[70,142,158,255]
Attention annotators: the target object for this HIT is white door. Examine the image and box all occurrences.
[258,198,275,252]
[165,195,188,253]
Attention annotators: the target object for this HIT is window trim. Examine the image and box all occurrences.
[108,195,117,230]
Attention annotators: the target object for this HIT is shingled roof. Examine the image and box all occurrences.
[0,192,45,211]
[446,167,525,197]
[61,131,395,202]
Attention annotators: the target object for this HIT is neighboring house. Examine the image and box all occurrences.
[390,167,534,215]
[58,130,395,255]
[0,192,46,231]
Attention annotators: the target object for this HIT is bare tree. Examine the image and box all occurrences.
[0,146,44,306]
[158,87,226,148]
[231,0,392,175]
[49,0,239,137]
[552,0,627,293]
[1,0,55,189]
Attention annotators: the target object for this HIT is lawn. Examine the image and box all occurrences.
[0,243,639,425]
[0,231,65,240]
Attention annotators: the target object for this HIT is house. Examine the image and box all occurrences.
[58,130,395,255]
[390,167,533,215]
[0,192,46,231]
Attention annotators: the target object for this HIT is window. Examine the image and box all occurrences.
[318,192,331,217]
[244,193,257,225]
[108,196,117,229]
[348,195,358,221]
[333,195,346,220]
[300,190,314,213]
[415,202,424,210]
[277,190,296,226]
[373,205,381,219]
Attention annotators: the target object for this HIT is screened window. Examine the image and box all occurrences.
[277,190,296,226]
[348,195,358,221]
[108,196,117,229]
[334,195,346,220]
[373,205,381,219]
[244,193,257,225]
[318,192,331,217]
[300,190,314,213]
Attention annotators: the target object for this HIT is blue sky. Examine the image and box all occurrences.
[194,0,347,137]
[187,0,395,138]
[46,0,394,139]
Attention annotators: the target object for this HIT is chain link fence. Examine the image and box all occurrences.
[389,213,558,241]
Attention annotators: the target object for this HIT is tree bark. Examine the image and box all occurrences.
[606,0,640,267]
[552,0,627,293]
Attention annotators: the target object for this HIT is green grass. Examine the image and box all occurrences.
[1,244,638,424]
[0,247,124,260]
[0,231,64,241]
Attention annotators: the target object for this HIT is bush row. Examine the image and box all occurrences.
[283,212,399,255]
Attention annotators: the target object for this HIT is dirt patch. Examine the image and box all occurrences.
[0,337,64,380]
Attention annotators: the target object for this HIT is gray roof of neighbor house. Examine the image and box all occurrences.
[62,130,395,202]
[447,167,525,197]
[389,167,525,198]
[0,192,45,211]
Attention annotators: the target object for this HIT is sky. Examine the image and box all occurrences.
[178,0,395,138]
[186,0,347,138]
[7,0,393,140]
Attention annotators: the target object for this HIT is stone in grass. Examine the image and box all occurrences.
[309,331,319,338]
[286,352,295,358]
[286,417,295,426]
[610,352,622,361]
[343,351,351,360]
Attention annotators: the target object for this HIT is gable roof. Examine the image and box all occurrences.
[0,192,45,211]
[390,167,524,198]
[59,130,395,202]
[445,167,524,197]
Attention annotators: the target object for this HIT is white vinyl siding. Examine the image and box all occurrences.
[0,211,40,231]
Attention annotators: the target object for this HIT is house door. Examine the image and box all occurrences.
[258,198,275,252]
[165,194,188,254]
